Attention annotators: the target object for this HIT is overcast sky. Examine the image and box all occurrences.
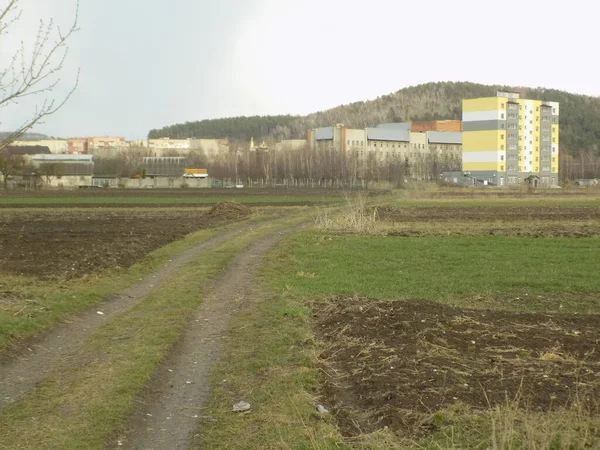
[1,0,598,140]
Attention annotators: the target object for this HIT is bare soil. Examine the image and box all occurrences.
[0,210,237,278]
[314,298,600,439]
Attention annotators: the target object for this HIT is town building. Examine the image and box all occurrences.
[462,91,559,187]
[307,124,367,153]
[306,123,462,168]
[189,138,230,157]
[31,154,94,188]
[411,120,462,132]
[141,156,187,177]
[87,137,127,150]
[147,138,191,150]
[10,139,67,154]
[67,138,88,154]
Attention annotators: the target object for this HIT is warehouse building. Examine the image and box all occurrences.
[31,154,94,188]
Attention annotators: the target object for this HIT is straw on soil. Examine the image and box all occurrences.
[206,201,251,220]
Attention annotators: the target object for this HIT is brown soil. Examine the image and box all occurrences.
[0,210,239,278]
[206,201,251,220]
[374,205,600,223]
[314,298,600,438]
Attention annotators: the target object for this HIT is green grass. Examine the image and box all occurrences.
[0,196,343,205]
[195,226,600,449]
[386,197,600,207]
[0,213,310,450]
[267,232,600,313]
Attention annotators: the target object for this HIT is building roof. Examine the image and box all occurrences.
[32,154,93,161]
[366,128,410,142]
[427,131,462,145]
[376,122,412,130]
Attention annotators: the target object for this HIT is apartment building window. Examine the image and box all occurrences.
[501,113,505,119]
[536,106,539,112]
[501,134,504,140]
[501,145,504,150]
[552,157,556,162]
[501,103,505,109]
[500,165,504,171]
[553,137,556,143]
[553,108,556,113]
[500,155,504,161]
[347,140,350,145]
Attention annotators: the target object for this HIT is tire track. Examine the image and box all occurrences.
[0,220,269,410]
[116,224,303,450]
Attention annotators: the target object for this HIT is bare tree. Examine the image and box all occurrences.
[0,149,24,188]
[0,0,79,151]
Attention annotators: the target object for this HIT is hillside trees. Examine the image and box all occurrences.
[0,0,79,153]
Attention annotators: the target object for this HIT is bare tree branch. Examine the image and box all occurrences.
[0,0,79,153]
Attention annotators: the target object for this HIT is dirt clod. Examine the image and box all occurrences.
[206,202,251,220]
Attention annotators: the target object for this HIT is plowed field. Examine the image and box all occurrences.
[315,298,600,438]
[0,210,241,278]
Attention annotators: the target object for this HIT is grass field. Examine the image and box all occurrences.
[198,193,600,450]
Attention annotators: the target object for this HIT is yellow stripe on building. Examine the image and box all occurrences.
[463,97,505,112]
[462,130,503,151]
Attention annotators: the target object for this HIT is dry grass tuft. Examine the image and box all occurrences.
[314,194,377,234]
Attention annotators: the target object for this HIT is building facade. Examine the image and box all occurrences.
[11,139,67,154]
[462,92,559,186]
[87,137,126,150]
[31,154,94,188]
[411,120,462,132]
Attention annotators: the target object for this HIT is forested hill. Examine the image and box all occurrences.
[148,115,298,142]
[148,82,600,155]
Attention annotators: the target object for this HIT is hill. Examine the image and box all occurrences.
[0,132,50,141]
[148,82,600,155]
[148,115,298,142]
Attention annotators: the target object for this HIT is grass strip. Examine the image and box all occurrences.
[266,231,600,314]
[0,213,309,450]
[193,263,346,449]
[0,196,344,206]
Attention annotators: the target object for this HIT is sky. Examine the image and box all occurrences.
[1,0,599,140]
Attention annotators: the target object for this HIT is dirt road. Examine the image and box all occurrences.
[116,225,303,450]
[0,221,264,410]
